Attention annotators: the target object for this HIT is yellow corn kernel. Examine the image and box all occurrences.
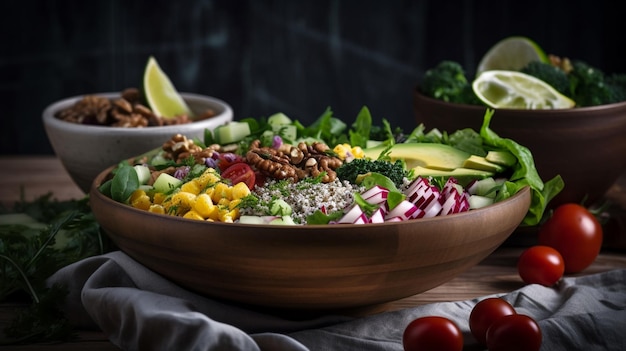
[333,144,350,160]
[148,204,165,214]
[230,182,251,200]
[351,146,365,159]
[211,183,231,202]
[180,179,202,195]
[217,198,231,207]
[166,191,196,215]
[196,169,221,188]
[192,193,216,218]
[228,198,242,210]
[183,210,205,221]
[218,208,238,222]
[153,192,168,205]
[130,189,151,211]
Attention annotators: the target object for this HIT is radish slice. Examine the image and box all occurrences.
[337,204,368,224]
[369,208,386,223]
[361,185,389,205]
[385,200,420,220]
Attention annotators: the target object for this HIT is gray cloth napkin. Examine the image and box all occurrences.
[47,251,626,351]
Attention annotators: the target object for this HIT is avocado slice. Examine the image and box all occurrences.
[485,150,517,167]
[413,166,494,186]
[463,155,505,173]
[363,143,471,171]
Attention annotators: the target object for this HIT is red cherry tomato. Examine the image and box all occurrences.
[469,297,517,346]
[538,203,603,273]
[221,163,256,190]
[217,153,245,172]
[402,316,463,351]
[486,314,542,351]
[517,245,565,286]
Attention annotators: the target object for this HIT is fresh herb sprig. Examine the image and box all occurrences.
[0,193,112,345]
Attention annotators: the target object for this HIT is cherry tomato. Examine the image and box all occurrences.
[221,163,256,189]
[538,203,603,273]
[517,245,565,286]
[469,297,517,346]
[403,316,463,351]
[486,314,542,351]
[216,152,245,172]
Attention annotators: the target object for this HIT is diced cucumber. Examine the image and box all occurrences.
[468,177,499,198]
[134,165,151,185]
[153,173,182,193]
[269,216,296,225]
[468,195,495,209]
[273,124,297,142]
[238,215,273,225]
[267,112,292,126]
[214,121,251,144]
[269,199,293,216]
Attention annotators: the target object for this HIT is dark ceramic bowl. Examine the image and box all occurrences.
[414,89,626,207]
[90,164,531,310]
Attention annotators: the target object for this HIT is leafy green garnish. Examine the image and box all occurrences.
[0,194,111,345]
[479,109,564,225]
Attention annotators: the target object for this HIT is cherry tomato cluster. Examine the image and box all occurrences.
[517,203,603,286]
[403,298,541,351]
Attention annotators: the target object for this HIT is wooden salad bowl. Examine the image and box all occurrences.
[90,165,531,310]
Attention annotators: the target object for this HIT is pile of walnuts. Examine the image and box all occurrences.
[54,88,216,127]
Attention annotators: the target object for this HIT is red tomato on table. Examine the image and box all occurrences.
[469,297,516,346]
[486,314,542,351]
[517,245,565,286]
[403,316,463,351]
[538,203,603,273]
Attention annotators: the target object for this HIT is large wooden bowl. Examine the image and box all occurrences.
[90,166,531,310]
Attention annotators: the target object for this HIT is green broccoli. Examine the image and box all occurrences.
[606,73,626,103]
[568,60,623,106]
[421,61,483,105]
[336,158,409,188]
[521,61,571,97]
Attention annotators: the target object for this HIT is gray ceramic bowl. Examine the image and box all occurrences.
[43,92,233,193]
[413,89,626,207]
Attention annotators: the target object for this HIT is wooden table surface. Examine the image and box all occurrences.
[1,156,625,350]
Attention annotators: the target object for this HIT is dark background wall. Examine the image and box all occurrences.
[1,0,623,155]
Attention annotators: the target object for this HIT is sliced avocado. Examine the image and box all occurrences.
[413,166,494,186]
[463,155,505,173]
[486,150,517,167]
[363,143,471,171]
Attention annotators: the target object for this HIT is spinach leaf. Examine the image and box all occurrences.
[109,164,140,204]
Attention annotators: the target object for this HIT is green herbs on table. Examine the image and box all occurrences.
[0,193,111,345]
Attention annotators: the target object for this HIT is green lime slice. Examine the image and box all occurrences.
[472,70,576,109]
[476,36,548,75]
[143,56,193,118]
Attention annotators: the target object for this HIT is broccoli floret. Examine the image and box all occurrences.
[521,61,571,97]
[606,73,626,103]
[568,60,618,107]
[421,61,482,105]
[336,158,409,188]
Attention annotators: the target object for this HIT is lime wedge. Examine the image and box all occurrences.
[472,70,576,109]
[476,36,548,75]
[143,56,193,118]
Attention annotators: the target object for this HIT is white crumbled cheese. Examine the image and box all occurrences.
[240,178,365,224]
